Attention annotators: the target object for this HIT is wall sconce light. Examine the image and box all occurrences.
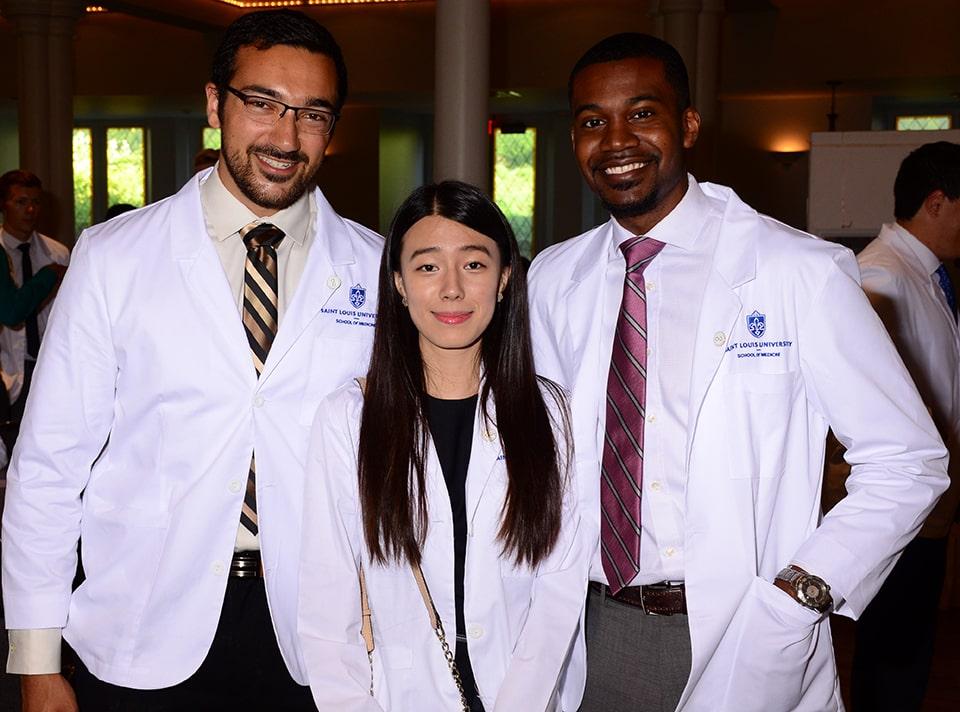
[769,150,807,169]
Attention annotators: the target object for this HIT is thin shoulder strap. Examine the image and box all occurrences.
[359,566,374,654]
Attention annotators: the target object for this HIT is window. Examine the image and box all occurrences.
[72,125,148,234]
[72,128,93,234]
[493,127,536,258]
[203,127,222,150]
[895,115,952,131]
[107,127,146,209]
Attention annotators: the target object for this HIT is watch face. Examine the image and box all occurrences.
[803,582,823,600]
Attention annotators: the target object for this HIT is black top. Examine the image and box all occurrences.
[425,393,485,711]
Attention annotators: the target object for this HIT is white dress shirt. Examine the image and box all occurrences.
[598,178,715,585]
[0,229,70,403]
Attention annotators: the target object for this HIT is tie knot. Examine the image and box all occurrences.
[17,242,30,254]
[620,235,665,268]
[242,223,285,251]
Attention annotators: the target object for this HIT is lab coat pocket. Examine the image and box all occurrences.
[723,371,798,479]
[719,576,819,711]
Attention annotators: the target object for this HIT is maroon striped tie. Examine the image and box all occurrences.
[601,235,664,594]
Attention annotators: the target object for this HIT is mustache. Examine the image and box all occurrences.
[248,145,309,165]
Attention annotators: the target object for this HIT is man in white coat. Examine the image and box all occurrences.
[2,10,382,710]
[528,33,949,712]
[850,141,960,711]
[0,170,69,444]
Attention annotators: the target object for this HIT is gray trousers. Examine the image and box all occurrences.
[579,584,692,712]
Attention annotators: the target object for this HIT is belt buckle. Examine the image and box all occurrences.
[639,585,660,616]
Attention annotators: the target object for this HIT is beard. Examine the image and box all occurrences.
[601,183,663,220]
[222,143,316,211]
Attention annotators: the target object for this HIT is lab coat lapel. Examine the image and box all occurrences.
[684,199,758,468]
[466,395,503,525]
[169,176,254,384]
[258,189,351,386]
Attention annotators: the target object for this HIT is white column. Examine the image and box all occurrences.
[433,0,490,189]
[657,0,702,86]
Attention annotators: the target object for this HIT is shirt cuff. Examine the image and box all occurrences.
[6,629,62,674]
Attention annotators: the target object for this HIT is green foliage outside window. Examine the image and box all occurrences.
[107,127,145,209]
[203,127,222,150]
[493,128,536,258]
[73,128,93,234]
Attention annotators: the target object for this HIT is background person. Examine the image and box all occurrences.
[851,140,960,712]
[0,170,70,445]
[528,33,948,712]
[298,181,589,711]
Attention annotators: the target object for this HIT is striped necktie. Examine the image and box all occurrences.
[601,235,664,594]
[240,222,285,535]
[935,264,957,323]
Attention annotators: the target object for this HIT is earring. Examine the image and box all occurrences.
[401,296,409,307]
[497,292,504,303]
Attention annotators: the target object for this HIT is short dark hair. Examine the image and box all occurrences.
[211,9,348,113]
[0,170,41,203]
[568,32,691,112]
[894,141,960,221]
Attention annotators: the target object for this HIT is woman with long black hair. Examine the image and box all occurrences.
[298,181,589,711]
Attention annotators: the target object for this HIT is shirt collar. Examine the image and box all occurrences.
[199,163,309,245]
[607,174,708,260]
[890,221,941,276]
[1,228,35,251]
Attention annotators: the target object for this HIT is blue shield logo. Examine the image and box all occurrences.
[349,284,366,310]
[746,310,766,339]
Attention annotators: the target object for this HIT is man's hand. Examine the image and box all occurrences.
[21,674,77,712]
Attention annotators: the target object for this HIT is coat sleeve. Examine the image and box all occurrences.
[297,391,383,712]
[792,249,948,616]
[1,234,117,628]
[493,396,592,712]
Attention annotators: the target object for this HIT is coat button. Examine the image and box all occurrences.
[713,331,726,347]
[467,624,484,639]
[327,276,341,289]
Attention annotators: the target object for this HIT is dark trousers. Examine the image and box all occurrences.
[579,584,692,712]
[72,576,316,711]
[851,536,948,712]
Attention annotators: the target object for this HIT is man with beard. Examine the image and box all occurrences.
[2,10,382,710]
[528,33,948,711]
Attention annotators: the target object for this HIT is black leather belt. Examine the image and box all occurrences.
[230,550,263,578]
[590,580,687,616]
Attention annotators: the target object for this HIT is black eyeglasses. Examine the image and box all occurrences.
[225,86,338,136]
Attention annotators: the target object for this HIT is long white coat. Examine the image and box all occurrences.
[297,381,591,711]
[528,182,948,711]
[1,172,383,688]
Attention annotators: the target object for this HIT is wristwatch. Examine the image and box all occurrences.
[774,566,833,614]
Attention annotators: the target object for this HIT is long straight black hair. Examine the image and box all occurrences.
[358,180,570,568]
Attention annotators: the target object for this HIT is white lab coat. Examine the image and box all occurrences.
[528,181,948,712]
[297,381,591,711]
[0,230,70,403]
[856,223,960,538]
[1,172,383,688]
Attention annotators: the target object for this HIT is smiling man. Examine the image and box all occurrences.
[2,10,382,711]
[528,33,949,711]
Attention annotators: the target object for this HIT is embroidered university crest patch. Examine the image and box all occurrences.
[349,284,366,309]
[746,310,766,339]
